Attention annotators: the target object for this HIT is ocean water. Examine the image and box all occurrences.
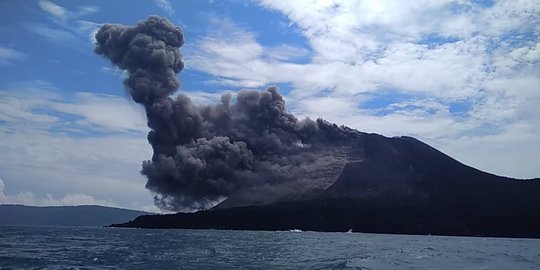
[0,226,539,270]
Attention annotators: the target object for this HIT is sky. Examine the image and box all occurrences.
[0,0,538,211]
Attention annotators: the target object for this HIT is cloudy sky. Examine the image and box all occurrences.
[0,0,538,211]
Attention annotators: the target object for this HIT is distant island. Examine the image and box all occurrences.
[0,205,148,227]
[111,133,540,238]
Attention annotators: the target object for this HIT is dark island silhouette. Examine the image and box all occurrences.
[0,205,148,227]
[111,133,540,238]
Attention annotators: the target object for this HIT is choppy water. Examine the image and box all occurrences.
[0,226,539,269]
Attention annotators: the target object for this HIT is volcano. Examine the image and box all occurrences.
[112,133,540,238]
[94,16,539,238]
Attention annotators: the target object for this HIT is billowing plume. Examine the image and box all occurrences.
[95,16,359,211]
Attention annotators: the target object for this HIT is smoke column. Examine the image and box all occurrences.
[95,16,358,211]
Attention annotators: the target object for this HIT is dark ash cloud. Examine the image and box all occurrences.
[95,16,359,211]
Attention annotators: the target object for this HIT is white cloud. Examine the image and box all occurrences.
[0,117,154,209]
[185,1,540,178]
[75,20,102,44]
[38,0,98,21]
[264,44,310,61]
[154,0,175,15]
[0,82,156,209]
[182,90,234,105]
[0,177,117,207]
[0,85,147,133]
[430,121,540,179]
[50,92,148,133]
[38,0,67,20]
[0,83,61,125]
[0,47,25,64]
[76,6,99,17]
[34,1,100,48]
[25,23,84,48]
[102,66,128,78]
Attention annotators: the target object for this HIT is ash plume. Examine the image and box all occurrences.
[95,16,358,211]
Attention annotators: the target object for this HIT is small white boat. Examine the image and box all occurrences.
[289,229,302,232]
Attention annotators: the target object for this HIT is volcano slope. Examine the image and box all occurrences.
[92,16,539,237]
[113,133,540,238]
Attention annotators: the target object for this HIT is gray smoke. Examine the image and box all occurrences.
[95,16,359,211]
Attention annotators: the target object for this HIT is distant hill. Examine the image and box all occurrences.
[0,205,148,227]
[112,134,540,238]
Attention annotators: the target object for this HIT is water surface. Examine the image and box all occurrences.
[1,226,539,269]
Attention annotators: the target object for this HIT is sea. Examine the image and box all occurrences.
[0,226,539,270]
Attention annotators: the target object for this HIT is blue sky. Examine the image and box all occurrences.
[0,0,538,211]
